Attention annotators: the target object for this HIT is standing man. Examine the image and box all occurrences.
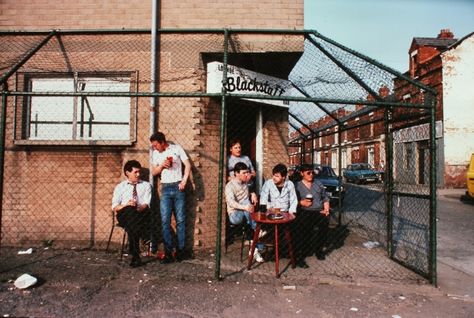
[259,163,298,214]
[112,160,152,268]
[294,164,330,268]
[150,132,191,263]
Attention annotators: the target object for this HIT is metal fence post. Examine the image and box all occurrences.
[429,92,438,286]
[0,92,8,252]
[385,107,393,257]
[215,29,229,280]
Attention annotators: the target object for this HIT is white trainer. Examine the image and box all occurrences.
[253,249,264,263]
[258,230,268,239]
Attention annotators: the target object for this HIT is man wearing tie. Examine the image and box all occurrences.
[112,160,152,267]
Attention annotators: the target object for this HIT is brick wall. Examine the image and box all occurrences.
[0,0,303,30]
[1,30,303,250]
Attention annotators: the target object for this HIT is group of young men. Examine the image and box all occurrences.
[111,132,191,267]
[112,132,330,269]
[225,162,330,269]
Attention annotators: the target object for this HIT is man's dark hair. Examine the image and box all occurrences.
[233,162,248,174]
[228,138,241,149]
[150,132,166,143]
[272,163,288,177]
[300,163,313,172]
[124,160,141,174]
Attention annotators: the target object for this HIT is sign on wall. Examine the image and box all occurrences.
[393,121,443,143]
[206,61,291,108]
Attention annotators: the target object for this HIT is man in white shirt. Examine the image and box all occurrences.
[150,132,191,263]
[112,160,152,268]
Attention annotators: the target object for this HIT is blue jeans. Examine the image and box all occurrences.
[228,210,256,230]
[160,182,186,252]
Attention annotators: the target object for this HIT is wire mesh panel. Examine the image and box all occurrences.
[0,29,436,282]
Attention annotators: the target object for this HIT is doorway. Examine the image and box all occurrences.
[226,100,258,172]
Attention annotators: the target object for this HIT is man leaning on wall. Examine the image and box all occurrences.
[150,132,191,264]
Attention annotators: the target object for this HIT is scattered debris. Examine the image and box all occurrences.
[399,296,406,300]
[14,274,37,289]
[349,307,358,312]
[283,285,296,290]
[362,241,380,249]
[17,248,33,255]
[447,294,470,301]
[392,315,402,318]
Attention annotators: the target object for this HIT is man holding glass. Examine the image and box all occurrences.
[150,132,191,264]
[294,164,330,268]
[112,160,152,268]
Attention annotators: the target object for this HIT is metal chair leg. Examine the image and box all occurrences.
[106,221,115,252]
[120,230,127,260]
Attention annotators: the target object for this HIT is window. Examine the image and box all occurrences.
[404,143,413,170]
[19,72,136,144]
[331,149,337,170]
[313,151,320,164]
[367,146,375,167]
[341,149,347,169]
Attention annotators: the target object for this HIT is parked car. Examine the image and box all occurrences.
[343,163,382,184]
[289,164,345,205]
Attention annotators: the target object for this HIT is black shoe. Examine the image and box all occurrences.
[130,257,142,268]
[176,249,187,262]
[160,252,174,264]
[315,252,326,261]
[296,260,309,268]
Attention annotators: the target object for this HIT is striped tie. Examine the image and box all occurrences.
[132,184,138,202]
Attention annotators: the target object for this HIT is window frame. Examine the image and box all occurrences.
[14,71,138,146]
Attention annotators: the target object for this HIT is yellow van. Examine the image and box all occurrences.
[467,153,474,199]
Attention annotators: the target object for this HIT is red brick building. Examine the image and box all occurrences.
[289,29,473,188]
[0,1,304,250]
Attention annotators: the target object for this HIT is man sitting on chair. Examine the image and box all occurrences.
[112,160,152,267]
[224,162,263,263]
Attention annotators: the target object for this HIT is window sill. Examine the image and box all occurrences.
[14,140,133,147]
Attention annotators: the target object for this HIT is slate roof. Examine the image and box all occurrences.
[412,37,458,49]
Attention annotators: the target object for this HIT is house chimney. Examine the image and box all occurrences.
[379,86,390,98]
[437,29,454,39]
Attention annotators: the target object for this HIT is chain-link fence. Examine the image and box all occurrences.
[0,29,437,283]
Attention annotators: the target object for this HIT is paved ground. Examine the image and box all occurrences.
[0,189,473,317]
[437,188,474,298]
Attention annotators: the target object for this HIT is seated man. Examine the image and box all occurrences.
[259,163,298,214]
[225,162,263,263]
[112,160,152,267]
[294,164,330,268]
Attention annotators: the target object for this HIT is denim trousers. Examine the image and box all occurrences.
[160,182,186,252]
[228,210,256,230]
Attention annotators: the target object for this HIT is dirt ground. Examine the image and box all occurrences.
[1,245,473,318]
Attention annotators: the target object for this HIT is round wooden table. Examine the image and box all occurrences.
[247,212,296,278]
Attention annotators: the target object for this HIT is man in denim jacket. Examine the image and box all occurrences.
[259,163,298,214]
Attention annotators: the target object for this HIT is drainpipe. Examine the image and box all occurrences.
[0,92,6,252]
[149,0,160,183]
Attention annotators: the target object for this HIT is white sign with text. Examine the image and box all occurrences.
[206,61,291,108]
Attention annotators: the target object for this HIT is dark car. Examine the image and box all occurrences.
[289,164,345,205]
[343,163,381,184]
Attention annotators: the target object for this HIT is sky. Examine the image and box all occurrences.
[304,0,474,72]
